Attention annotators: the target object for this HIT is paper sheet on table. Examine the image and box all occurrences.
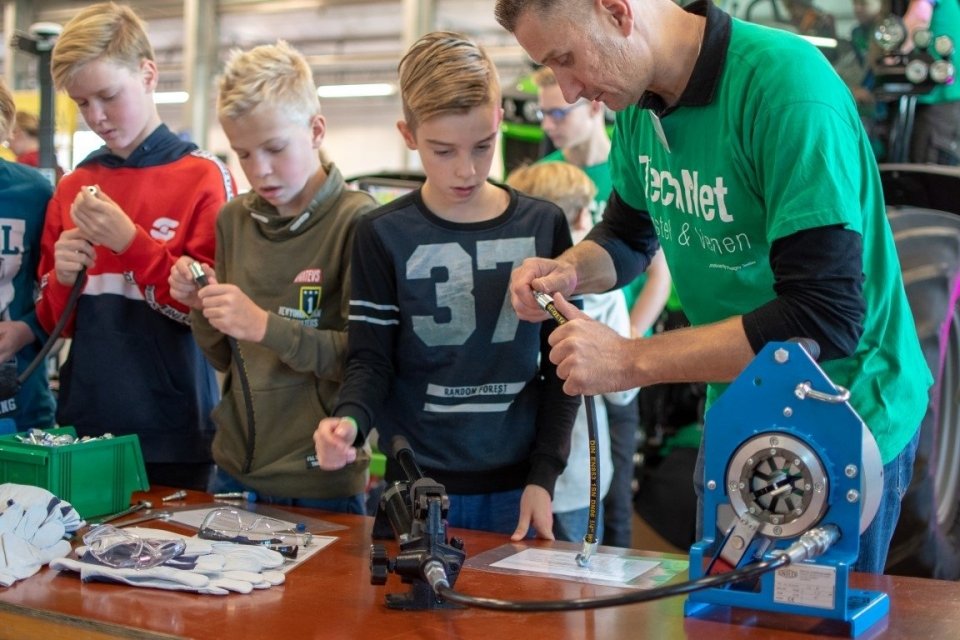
[276,534,337,573]
[490,548,659,585]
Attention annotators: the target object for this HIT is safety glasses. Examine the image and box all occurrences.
[83,524,186,570]
[198,507,310,558]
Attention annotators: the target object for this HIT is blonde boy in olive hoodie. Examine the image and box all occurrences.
[170,41,377,511]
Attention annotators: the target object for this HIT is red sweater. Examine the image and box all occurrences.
[36,125,236,462]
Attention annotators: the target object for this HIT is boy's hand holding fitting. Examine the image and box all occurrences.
[312,417,359,470]
[169,256,213,310]
[70,185,136,253]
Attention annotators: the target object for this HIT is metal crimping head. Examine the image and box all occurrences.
[532,290,553,310]
[532,290,568,326]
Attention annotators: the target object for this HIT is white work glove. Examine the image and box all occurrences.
[163,541,285,589]
[58,528,285,595]
[49,556,224,593]
[123,527,285,589]
[0,533,42,587]
[209,541,285,571]
[0,531,71,587]
[0,483,85,534]
[165,552,284,591]
[54,554,262,596]
[0,501,63,547]
[0,497,73,587]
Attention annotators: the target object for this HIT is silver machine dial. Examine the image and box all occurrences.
[726,433,829,539]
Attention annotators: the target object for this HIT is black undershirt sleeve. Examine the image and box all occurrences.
[583,190,661,290]
[742,225,865,362]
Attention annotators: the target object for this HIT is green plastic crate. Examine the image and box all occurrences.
[0,426,150,519]
[370,448,386,478]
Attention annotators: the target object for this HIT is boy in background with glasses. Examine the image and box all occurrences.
[533,67,611,220]
[169,41,378,513]
[313,32,579,539]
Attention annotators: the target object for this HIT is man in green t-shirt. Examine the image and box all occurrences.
[903,0,960,164]
[496,0,932,574]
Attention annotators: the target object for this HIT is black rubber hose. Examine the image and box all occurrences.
[17,266,87,385]
[191,264,257,472]
[435,555,789,612]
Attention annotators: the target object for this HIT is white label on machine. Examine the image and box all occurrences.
[773,563,836,609]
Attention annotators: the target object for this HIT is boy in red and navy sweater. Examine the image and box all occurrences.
[36,3,235,489]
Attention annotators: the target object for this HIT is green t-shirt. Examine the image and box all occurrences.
[609,19,931,463]
[541,149,613,222]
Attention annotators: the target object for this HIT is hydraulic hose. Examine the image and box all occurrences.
[532,290,600,566]
[18,266,87,385]
[189,262,257,472]
[434,555,789,612]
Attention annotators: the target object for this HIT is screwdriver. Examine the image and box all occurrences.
[92,500,151,525]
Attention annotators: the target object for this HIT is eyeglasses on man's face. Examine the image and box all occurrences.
[535,101,587,122]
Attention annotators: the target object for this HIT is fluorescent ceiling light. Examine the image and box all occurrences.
[800,35,838,49]
[154,91,189,104]
[317,83,396,98]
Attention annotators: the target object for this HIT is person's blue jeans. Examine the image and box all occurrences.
[852,427,919,573]
[208,467,366,515]
[554,505,605,543]
[445,489,529,536]
[694,426,920,574]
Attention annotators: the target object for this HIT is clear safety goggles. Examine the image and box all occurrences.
[83,524,186,570]
[198,507,310,558]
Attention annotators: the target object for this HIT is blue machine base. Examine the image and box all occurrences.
[684,588,889,637]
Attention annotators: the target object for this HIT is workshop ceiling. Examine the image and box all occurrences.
[2,0,530,91]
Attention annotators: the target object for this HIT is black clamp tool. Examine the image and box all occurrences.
[369,436,465,610]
